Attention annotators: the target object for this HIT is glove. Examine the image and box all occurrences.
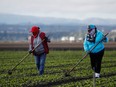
[86,50,91,54]
[45,36,51,42]
[29,50,33,54]
[29,50,37,55]
[103,37,107,40]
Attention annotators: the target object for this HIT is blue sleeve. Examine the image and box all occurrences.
[83,37,89,52]
[95,32,103,43]
[96,31,108,43]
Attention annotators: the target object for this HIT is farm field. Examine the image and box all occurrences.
[0,50,116,87]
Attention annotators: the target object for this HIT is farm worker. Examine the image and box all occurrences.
[28,26,50,75]
[83,24,108,78]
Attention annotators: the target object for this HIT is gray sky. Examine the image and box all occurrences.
[0,0,116,19]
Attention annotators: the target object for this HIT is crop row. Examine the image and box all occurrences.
[0,50,116,87]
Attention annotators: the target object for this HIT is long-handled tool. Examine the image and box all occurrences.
[64,32,109,77]
[8,38,46,75]
[93,67,96,87]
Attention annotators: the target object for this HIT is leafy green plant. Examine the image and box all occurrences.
[0,51,116,87]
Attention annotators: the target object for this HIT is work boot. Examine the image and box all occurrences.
[95,73,100,78]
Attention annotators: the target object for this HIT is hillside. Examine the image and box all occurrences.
[0,13,116,25]
[0,13,116,42]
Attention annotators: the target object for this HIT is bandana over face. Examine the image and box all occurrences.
[87,28,96,42]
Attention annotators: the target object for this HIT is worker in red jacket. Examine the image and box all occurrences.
[29,26,50,75]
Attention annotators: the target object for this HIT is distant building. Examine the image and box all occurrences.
[61,36,68,41]
[111,30,116,32]
[61,36,75,42]
[77,37,83,42]
[110,29,116,42]
[69,36,75,42]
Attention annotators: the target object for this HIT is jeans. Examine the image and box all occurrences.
[34,53,46,75]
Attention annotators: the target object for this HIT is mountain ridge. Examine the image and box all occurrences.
[0,13,116,25]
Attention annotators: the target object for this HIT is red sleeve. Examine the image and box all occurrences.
[30,36,34,50]
[40,32,49,54]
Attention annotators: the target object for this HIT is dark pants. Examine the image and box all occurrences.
[89,49,104,73]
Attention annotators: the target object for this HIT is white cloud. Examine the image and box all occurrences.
[0,0,116,19]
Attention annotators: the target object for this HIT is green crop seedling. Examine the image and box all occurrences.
[0,51,116,87]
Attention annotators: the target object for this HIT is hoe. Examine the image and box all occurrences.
[64,32,109,77]
[8,38,46,75]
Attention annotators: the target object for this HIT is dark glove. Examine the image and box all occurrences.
[103,37,107,41]
[29,50,33,54]
[45,36,51,42]
[29,50,37,55]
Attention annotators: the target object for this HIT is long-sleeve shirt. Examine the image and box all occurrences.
[83,30,108,53]
[29,32,49,54]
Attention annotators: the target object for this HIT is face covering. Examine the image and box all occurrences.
[32,29,40,38]
[87,29,96,42]
[89,29,95,35]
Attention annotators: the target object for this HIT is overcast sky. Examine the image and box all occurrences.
[0,0,116,19]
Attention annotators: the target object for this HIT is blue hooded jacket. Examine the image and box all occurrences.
[83,30,108,53]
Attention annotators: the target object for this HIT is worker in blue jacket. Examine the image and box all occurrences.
[83,24,108,78]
